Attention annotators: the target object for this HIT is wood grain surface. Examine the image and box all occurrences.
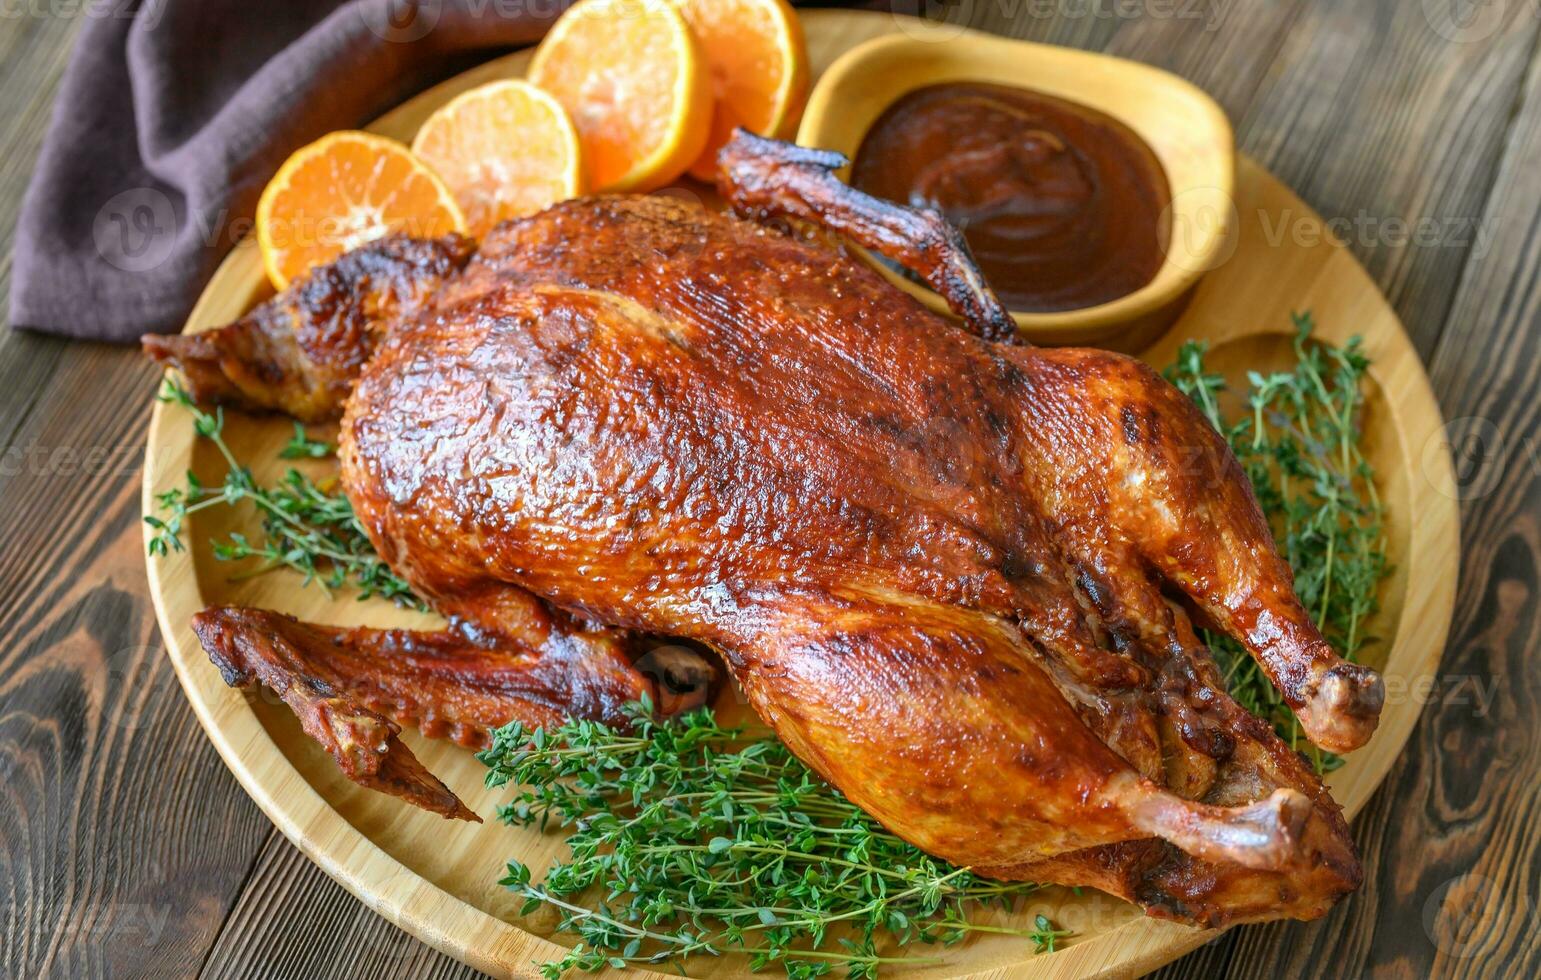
[2,2,1537,978]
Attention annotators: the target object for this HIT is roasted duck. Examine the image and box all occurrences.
[145,132,1383,927]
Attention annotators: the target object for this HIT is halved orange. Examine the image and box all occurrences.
[411,79,585,238]
[674,0,809,181]
[527,0,712,193]
[256,130,466,290]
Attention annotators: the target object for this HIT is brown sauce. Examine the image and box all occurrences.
[851,81,1171,313]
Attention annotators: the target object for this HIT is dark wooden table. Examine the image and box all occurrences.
[3,2,1537,977]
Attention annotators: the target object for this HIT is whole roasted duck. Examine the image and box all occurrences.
[145,132,1383,927]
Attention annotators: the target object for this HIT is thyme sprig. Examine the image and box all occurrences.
[145,382,422,608]
[479,700,1066,980]
[1164,312,1388,772]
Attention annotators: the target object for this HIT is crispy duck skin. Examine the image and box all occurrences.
[143,233,475,422]
[148,132,1382,925]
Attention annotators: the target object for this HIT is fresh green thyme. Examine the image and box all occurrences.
[479,699,1066,980]
[1164,311,1388,772]
[145,382,422,609]
[279,421,335,459]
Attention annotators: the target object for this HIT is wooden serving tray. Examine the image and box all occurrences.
[141,10,1459,979]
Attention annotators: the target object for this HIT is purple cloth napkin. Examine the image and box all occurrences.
[8,0,591,342]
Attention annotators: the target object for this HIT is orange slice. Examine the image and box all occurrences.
[674,0,809,181]
[256,130,466,290]
[528,0,711,192]
[411,79,585,238]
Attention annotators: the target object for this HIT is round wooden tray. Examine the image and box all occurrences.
[141,9,1459,979]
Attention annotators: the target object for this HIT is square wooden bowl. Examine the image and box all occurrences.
[796,29,1235,350]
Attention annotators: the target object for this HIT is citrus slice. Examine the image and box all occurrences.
[527,0,711,192]
[411,79,585,238]
[674,0,809,181]
[256,130,466,290]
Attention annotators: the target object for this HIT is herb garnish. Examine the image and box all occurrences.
[145,382,422,608]
[1164,312,1388,772]
[479,700,1066,979]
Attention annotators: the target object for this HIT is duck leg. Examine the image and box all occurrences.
[726,591,1324,879]
[991,342,1383,753]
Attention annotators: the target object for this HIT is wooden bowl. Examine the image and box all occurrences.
[796,28,1236,351]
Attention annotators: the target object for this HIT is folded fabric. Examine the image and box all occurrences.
[13,0,882,342]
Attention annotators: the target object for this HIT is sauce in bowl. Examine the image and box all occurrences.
[851,82,1172,313]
